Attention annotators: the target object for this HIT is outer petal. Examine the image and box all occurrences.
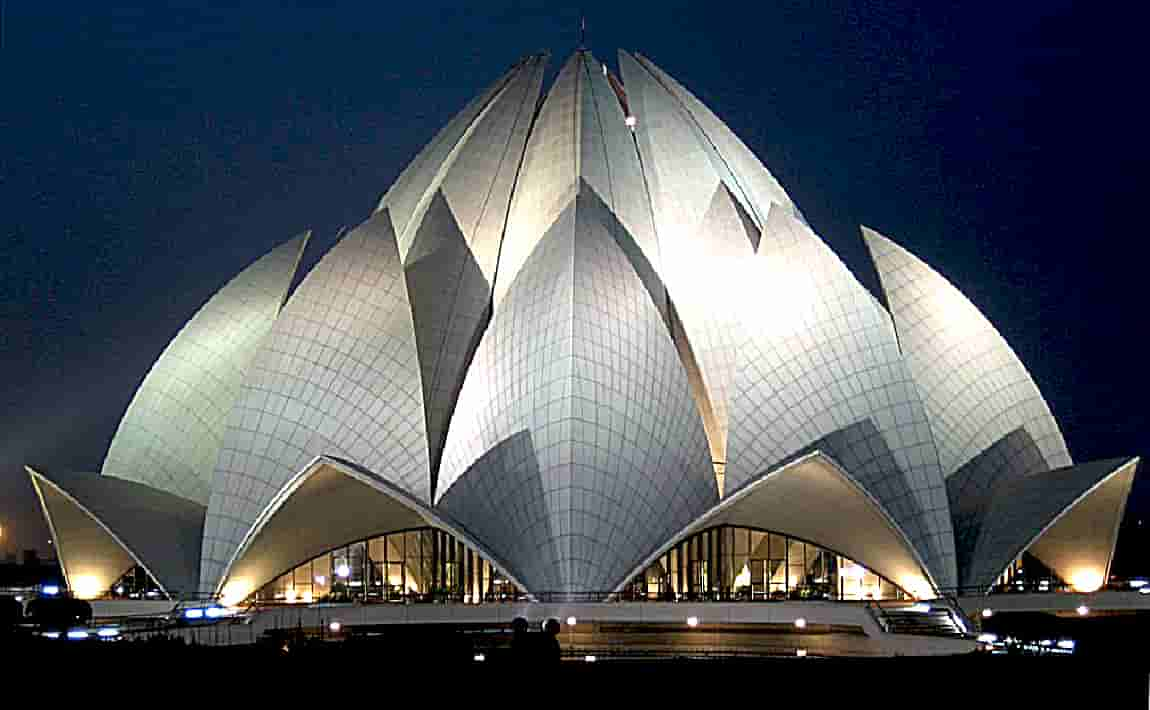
[102,233,308,504]
[200,210,427,594]
[728,207,956,592]
[862,227,1072,478]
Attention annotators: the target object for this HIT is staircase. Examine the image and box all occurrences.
[871,603,969,638]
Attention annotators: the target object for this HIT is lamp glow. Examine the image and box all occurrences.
[67,630,89,640]
[41,584,59,596]
[566,616,577,627]
[585,655,597,662]
[1076,605,1089,616]
[1069,570,1104,593]
[329,621,342,632]
[474,653,485,662]
[794,618,806,629]
[981,608,993,618]
[184,608,204,619]
[336,564,351,579]
[97,627,120,638]
[686,616,699,628]
[796,649,807,657]
[219,579,253,607]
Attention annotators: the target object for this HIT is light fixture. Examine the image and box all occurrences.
[97,627,120,638]
[796,649,807,657]
[794,617,806,629]
[205,606,224,618]
[314,575,326,585]
[625,115,637,128]
[329,621,342,632]
[184,608,204,619]
[66,630,89,640]
[473,653,485,662]
[335,564,351,579]
[41,631,60,639]
[41,584,59,596]
[584,655,597,662]
[566,616,577,627]
[977,633,997,643]
[686,616,699,628]
[981,608,994,618]
[1076,605,1089,616]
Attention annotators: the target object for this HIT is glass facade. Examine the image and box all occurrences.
[252,527,525,604]
[621,525,908,601]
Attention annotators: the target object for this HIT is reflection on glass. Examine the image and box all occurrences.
[250,527,525,605]
[622,525,909,602]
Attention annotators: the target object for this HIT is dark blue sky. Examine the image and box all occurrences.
[2,2,1147,567]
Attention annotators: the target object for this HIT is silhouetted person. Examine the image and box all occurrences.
[510,616,531,662]
[540,617,561,663]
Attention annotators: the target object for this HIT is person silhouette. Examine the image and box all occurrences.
[540,617,561,663]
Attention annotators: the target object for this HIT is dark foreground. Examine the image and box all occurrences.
[4,631,1148,702]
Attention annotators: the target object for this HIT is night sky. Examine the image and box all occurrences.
[2,2,1147,571]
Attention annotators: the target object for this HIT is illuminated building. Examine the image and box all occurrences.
[25,50,1137,613]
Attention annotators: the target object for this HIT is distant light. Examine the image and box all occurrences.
[686,616,699,628]
[42,631,60,639]
[14,595,22,603]
[329,621,342,633]
[796,649,807,657]
[314,575,326,585]
[793,618,806,629]
[1039,639,1052,647]
[97,627,120,638]
[981,608,994,618]
[909,603,931,613]
[184,608,204,619]
[1130,579,1147,589]
[625,115,637,128]
[336,564,351,579]
[115,586,125,595]
[1076,605,1089,616]
[584,655,597,662]
[41,585,59,596]
[1057,639,1076,650]
[566,616,577,627]
[67,630,89,640]
[473,653,485,662]
[977,633,998,643]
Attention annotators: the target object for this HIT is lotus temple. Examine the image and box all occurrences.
[22,49,1141,656]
